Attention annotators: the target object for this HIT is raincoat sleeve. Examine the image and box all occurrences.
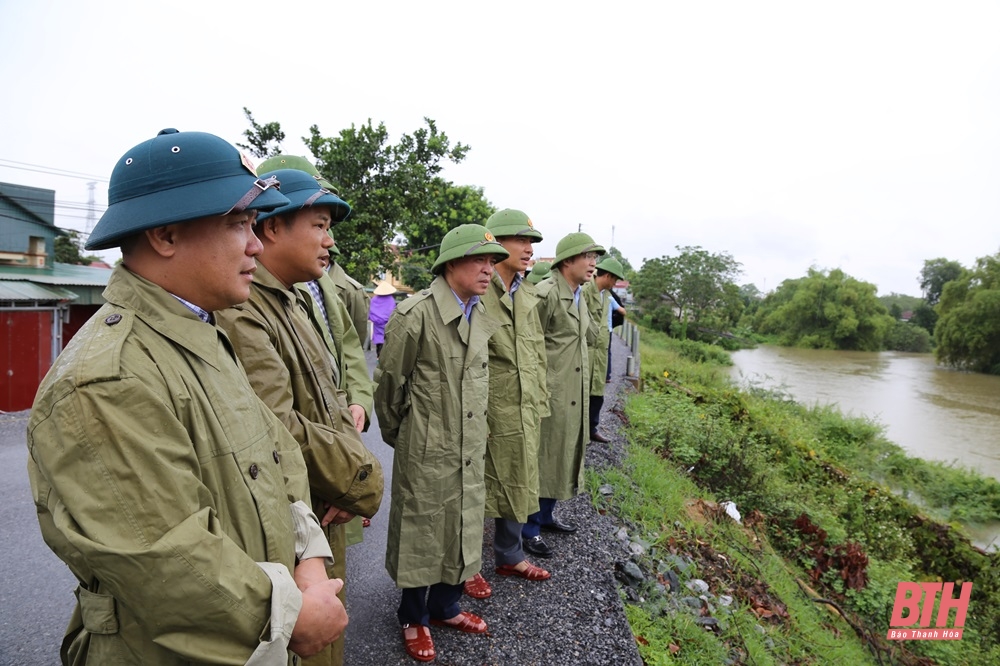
[27,378,283,662]
[373,309,419,448]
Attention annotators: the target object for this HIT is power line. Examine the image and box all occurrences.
[0,159,107,182]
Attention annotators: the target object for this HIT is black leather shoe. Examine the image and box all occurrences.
[540,518,577,534]
[522,535,554,558]
[591,431,610,443]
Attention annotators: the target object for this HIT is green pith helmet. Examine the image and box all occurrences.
[327,230,341,256]
[87,128,290,250]
[553,232,606,266]
[258,154,341,195]
[431,224,510,275]
[596,256,625,280]
[527,260,551,284]
[257,168,352,223]
[485,208,543,241]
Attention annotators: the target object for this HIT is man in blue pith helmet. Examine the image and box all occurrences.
[27,129,346,663]
[216,167,384,666]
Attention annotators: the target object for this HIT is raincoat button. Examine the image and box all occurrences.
[359,470,369,481]
[465,459,472,467]
[575,367,580,372]
[272,450,280,464]
[482,362,487,368]
[467,411,473,418]
[571,401,577,406]
[249,463,259,479]
[105,314,122,325]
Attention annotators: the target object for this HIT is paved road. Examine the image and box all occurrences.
[2,340,640,666]
[0,409,76,666]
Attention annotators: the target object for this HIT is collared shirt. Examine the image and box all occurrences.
[606,290,614,331]
[172,294,213,324]
[304,280,332,337]
[573,284,582,308]
[496,270,524,299]
[451,290,481,321]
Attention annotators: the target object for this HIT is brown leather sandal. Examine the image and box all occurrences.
[496,561,551,581]
[401,624,435,662]
[463,572,492,599]
[429,610,488,634]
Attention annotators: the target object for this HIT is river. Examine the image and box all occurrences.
[728,345,1000,550]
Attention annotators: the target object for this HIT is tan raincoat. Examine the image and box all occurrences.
[27,266,325,665]
[374,277,498,588]
[481,272,548,522]
[535,270,591,500]
[217,263,384,666]
[583,279,612,397]
[330,261,371,348]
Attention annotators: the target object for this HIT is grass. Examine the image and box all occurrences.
[592,327,1000,665]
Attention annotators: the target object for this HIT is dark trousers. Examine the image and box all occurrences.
[590,394,604,434]
[522,497,557,539]
[494,518,526,566]
[607,343,612,381]
[398,583,463,626]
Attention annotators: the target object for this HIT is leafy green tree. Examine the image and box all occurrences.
[753,268,895,351]
[236,108,286,159]
[934,251,1000,374]
[878,292,922,315]
[632,246,742,339]
[919,258,964,306]
[304,117,470,283]
[54,230,97,265]
[396,181,496,291]
[884,321,932,353]
[910,303,938,334]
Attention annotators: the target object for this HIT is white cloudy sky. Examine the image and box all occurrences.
[2,0,998,296]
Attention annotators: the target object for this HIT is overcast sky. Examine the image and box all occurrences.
[2,0,998,296]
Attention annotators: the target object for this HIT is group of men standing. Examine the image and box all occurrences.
[25,128,626,665]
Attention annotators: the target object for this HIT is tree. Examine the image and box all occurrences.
[303,117,470,283]
[396,181,496,291]
[934,251,1000,374]
[236,108,286,159]
[919,258,964,306]
[631,246,742,339]
[753,268,894,351]
[54,230,97,265]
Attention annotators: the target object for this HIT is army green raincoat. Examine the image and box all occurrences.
[27,266,327,665]
[301,271,374,423]
[535,270,591,500]
[330,261,371,348]
[583,280,612,397]
[374,277,499,588]
[217,264,384,666]
[481,272,548,523]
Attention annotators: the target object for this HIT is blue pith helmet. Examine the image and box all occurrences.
[256,169,352,223]
[430,224,510,275]
[86,129,290,250]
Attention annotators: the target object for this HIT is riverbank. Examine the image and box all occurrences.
[596,327,999,665]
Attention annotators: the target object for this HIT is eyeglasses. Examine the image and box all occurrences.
[583,252,599,260]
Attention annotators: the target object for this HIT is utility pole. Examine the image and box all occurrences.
[85,181,97,237]
[611,224,615,249]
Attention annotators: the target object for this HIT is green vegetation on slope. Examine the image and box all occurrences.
[594,327,1000,665]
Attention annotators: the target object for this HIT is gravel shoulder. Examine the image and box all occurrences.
[345,336,642,666]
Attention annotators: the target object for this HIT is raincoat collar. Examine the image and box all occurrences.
[103,265,230,371]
